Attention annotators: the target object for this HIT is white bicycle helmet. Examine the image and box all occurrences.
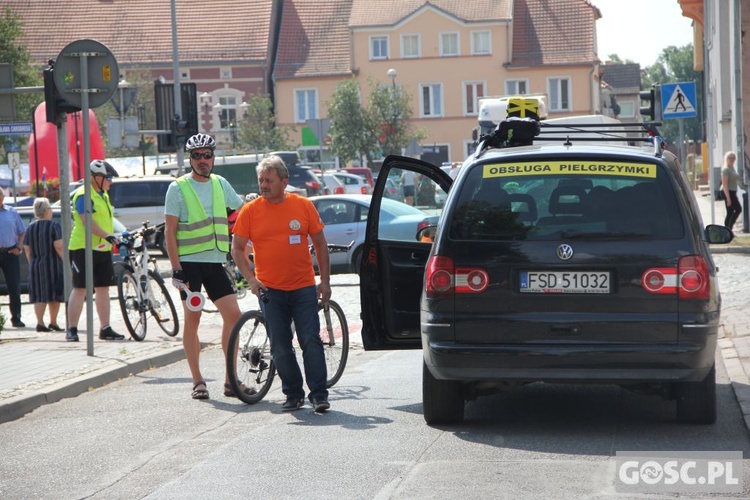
[185,133,216,152]
[90,159,119,177]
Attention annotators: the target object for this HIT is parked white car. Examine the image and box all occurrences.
[330,171,371,194]
[319,173,346,195]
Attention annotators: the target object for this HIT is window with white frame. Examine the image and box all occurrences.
[548,77,571,112]
[464,81,485,115]
[618,100,635,118]
[420,83,443,117]
[440,32,459,56]
[401,34,420,58]
[217,96,237,129]
[295,88,318,123]
[505,79,528,95]
[370,35,389,60]
[471,31,491,55]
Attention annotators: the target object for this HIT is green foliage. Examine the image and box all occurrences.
[327,78,425,168]
[237,94,295,152]
[642,44,703,144]
[326,79,376,165]
[0,7,44,159]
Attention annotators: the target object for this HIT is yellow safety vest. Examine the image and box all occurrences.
[69,187,114,251]
[175,175,229,255]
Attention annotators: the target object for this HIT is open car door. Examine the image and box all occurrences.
[360,155,452,350]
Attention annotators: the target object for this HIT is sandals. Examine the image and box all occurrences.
[191,381,209,400]
[224,382,257,398]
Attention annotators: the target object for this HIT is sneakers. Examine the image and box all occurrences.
[311,397,330,413]
[11,319,25,328]
[66,327,79,342]
[99,326,125,340]
[281,396,305,411]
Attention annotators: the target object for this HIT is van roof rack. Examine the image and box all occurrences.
[476,117,664,157]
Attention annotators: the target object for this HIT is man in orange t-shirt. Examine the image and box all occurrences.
[231,155,332,413]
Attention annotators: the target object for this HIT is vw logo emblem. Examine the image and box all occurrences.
[557,244,574,260]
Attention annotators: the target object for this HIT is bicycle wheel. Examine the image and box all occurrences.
[226,310,276,404]
[117,269,147,341]
[320,300,349,388]
[147,270,180,337]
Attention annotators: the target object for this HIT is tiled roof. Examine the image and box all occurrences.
[274,0,354,79]
[510,0,600,67]
[349,0,512,27]
[7,0,274,67]
[601,63,642,93]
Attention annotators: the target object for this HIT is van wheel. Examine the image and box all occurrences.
[154,230,168,257]
[423,361,464,425]
[675,365,716,424]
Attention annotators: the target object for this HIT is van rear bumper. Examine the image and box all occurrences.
[423,335,717,383]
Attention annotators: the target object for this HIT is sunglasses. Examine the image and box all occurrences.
[105,176,113,181]
[190,151,214,160]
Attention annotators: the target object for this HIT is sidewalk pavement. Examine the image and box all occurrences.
[2,192,750,428]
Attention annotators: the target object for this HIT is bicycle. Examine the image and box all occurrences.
[115,222,180,341]
[225,243,352,404]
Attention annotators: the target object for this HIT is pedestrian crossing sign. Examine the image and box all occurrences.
[661,82,697,120]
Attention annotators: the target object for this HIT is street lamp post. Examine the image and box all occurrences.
[387,68,397,89]
[229,121,237,151]
[117,78,131,145]
[200,92,211,133]
[137,104,147,175]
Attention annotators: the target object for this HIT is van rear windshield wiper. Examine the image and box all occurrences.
[560,230,651,240]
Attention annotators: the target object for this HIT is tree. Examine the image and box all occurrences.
[642,44,702,145]
[237,94,295,153]
[326,78,376,166]
[327,78,425,168]
[0,7,43,155]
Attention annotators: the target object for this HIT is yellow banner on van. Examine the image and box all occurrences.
[483,161,657,179]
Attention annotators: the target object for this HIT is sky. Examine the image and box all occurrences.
[591,0,695,67]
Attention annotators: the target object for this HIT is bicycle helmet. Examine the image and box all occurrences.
[90,159,119,178]
[185,133,216,152]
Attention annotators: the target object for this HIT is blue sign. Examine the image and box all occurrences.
[661,82,697,120]
[0,122,33,135]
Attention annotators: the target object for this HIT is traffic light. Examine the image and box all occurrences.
[639,85,662,123]
[43,60,80,125]
[173,116,190,147]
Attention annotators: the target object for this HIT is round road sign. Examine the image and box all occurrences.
[53,39,119,109]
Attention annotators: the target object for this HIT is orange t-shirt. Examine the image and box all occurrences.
[232,193,324,291]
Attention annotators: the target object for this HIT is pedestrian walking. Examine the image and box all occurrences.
[231,154,332,413]
[164,133,251,401]
[23,197,64,332]
[0,187,26,328]
[401,170,417,206]
[721,151,742,230]
[66,160,125,342]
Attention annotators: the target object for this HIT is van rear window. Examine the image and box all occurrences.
[448,161,684,241]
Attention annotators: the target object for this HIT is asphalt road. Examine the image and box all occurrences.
[1,269,750,498]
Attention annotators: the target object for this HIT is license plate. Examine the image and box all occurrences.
[519,271,610,294]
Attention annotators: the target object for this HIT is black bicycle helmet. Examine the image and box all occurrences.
[90,159,119,178]
[185,133,216,152]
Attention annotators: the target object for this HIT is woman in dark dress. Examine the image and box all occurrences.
[23,198,64,332]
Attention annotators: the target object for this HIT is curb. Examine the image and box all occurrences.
[0,341,215,425]
[719,337,750,431]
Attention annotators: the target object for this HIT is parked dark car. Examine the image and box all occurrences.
[288,166,323,196]
[360,117,733,425]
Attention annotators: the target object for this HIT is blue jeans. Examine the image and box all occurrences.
[261,285,328,401]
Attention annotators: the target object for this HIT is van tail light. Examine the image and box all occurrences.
[306,181,321,192]
[335,186,345,194]
[640,255,710,299]
[425,255,489,298]
[360,185,368,194]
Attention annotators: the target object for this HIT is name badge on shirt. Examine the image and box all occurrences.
[289,234,301,245]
